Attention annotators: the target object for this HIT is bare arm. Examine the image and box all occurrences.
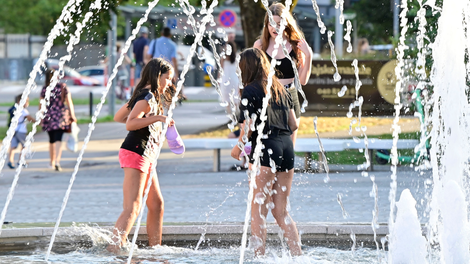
[65,92,77,122]
[144,41,153,64]
[114,103,131,123]
[125,100,173,131]
[171,57,179,80]
[142,45,149,63]
[253,39,262,50]
[288,109,298,132]
[26,114,36,123]
[297,39,313,85]
[230,122,252,160]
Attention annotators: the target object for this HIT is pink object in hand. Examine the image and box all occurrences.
[240,145,251,158]
[166,125,185,155]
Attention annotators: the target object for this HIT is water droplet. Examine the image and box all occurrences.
[281,186,287,192]
[361,171,368,177]
[267,149,273,155]
[241,98,248,106]
[338,86,348,97]
[353,137,360,143]
[346,112,353,118]
[333,72,341,82]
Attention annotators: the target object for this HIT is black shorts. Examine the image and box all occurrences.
[47,129,65,143]
[249,133,295,172]
[287,85,301,119]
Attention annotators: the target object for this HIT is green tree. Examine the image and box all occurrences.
[349,0,394,44]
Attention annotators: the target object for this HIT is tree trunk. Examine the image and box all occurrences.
[238,0,266,48]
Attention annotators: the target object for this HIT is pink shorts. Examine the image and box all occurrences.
[119,148,153,174]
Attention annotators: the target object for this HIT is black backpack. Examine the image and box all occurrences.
[7,105,15,128]
[7,105,25,128]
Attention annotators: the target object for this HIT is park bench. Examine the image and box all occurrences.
[182,138,419,172]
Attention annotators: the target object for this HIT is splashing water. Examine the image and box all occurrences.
[127,1,221,262]
[387,1,409,258]
[0,0,102,240]
[309,0,326,34]
[327,31,341,82]
[313,117,329,182]
[43,1,155,261]
[344,20,353,53]
[335,0,345,24]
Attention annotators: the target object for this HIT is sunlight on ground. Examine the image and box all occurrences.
[184,117,420,138]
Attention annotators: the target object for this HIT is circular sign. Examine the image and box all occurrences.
[219,9,237,28]
[377,60,398,104]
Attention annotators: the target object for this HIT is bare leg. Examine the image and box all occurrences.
[145,171,164,246]
[55,141,63,165]
[271,169,302,256]
[250,165,275,257]
[107,167,147,253]
[49,143,56,167]
[8,146,16,164]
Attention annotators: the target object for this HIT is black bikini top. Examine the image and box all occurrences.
[264,50,297,79]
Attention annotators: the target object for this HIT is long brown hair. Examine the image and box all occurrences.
[260,3,305,68]
[127,58,176,113]
[239,48,285,104]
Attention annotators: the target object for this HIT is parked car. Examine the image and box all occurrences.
[56,66,101,86]
[77,65,105,85]
[33,59,101,86]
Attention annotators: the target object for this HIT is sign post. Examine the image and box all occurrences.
[218,9,237,28]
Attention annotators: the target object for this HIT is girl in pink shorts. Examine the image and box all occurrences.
[108,58,177,252]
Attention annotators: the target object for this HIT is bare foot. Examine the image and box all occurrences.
[106,243,121,254]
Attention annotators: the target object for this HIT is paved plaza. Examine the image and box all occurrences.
[0,97,431,226]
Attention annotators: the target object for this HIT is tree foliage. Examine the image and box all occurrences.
[349,0,394,44]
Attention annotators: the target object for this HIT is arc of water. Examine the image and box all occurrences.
[335,0,345,25]
[178,0,239,131]
[0,0,82,177]
[0,1,101,237]
[41,3,107,260]
[309,0,326,34]
[387,1,409,262]
[313,117,329,182]
[126,1,220,262]
[195,190,235,250]
[327,31,341,82]
[344,20,353,53]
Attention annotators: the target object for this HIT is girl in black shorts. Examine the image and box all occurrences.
[231,48,301,256]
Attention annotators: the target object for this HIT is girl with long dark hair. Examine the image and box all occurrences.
[231,48,301,256]
[108,58,176,252]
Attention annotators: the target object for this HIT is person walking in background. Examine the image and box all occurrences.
[254,2,313,147]
[7,95,36,169]
[219,41,240,115]
[40,69,77,171]
[230,48,301,257]
[107,58,177,253]
[146,27,179,83]
[133,26,149,84]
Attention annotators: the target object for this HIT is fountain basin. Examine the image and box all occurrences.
[0,222,390,253]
